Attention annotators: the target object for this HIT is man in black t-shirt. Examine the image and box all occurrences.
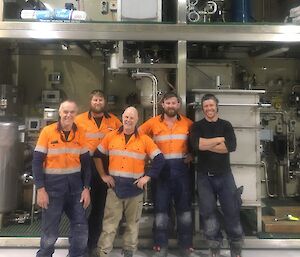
[189,94,244,257]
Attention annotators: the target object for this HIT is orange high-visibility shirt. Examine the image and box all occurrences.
[34,123,88,175]
[97,130,161,179]
[139,114,193,160]
[75,111,121,154]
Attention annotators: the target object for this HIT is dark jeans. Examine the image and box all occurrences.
[154,174,193,249]
[87,163,108,250]
[197,172,244,249]
[37,191,88,257]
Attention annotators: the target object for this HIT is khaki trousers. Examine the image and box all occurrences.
[97,189,143,257]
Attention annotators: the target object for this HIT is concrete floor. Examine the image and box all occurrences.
[0,249,300,257]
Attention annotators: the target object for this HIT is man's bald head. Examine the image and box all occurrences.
[122,106,139,134]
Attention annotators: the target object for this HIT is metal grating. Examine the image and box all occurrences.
[0,215,69,237]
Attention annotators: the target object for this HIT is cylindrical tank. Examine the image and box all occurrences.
[0,121,20,213]
[231,0,252,23]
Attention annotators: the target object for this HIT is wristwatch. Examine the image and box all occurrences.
[83,186,91,191]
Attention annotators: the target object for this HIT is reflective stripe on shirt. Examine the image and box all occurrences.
[35,145,47,153]
[110,170,142,179]
[97,144,108,155]
[81,147,89,155]
[109,149,146,160]
[47,148,82,155]
[149,149,161,160]
[164,153,185,159]
[153,134,188,142]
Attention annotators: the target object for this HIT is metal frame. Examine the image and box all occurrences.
[0,0,300,244]
[177,0,187,24]
[177,40,187,113]
[1,22,300,42]
[0,0,2,22]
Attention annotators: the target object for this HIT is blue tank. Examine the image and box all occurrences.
[231,0,252,22]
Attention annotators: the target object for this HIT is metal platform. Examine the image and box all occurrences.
[0,236,300,249]
[1,248,300,257]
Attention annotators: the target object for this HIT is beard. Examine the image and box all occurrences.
[164,108,178,118]
[90,105,105,114]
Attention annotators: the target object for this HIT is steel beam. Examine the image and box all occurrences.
[1,23,300,42]
[177,40,187,114]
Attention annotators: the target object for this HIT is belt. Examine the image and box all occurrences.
[207,171,216,177]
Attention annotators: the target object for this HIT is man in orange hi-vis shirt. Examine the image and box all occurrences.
[94,106,165,257]
[32,100,91,257]
[75,90,121,256]
[139,92,198,257]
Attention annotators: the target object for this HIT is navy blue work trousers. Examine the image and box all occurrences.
[197,172,244,249]
[154,174,193,249]
[87,162,108,250]
[36,192,88,257]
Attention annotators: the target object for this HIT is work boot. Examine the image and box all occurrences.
[122,249,133,257]
[152,246,168,257]
[230,246,242,257]
[230,241,242,257]
[179,247,200,257]
[209,248,220,257]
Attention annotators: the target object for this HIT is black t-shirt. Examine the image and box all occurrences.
[189,118,236,175]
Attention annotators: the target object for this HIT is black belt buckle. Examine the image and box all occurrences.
[207,171,215,177]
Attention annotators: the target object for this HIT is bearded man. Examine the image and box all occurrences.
[75,90,121,256]
[139,92,198,257]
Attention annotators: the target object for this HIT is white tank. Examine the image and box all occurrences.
[0,121,20,213]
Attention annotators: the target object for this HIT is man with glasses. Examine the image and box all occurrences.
[75,90,121,256]
[32,100,91,257]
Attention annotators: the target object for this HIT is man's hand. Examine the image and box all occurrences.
[80,188,91,209]
[101,174,115,188]
[134,176,150,189]
[183,153,193,164]
[217,137,225,143]
[37,187,49,209]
